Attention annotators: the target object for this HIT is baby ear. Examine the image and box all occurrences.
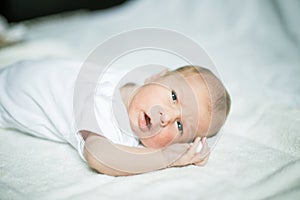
[144,69,169,84]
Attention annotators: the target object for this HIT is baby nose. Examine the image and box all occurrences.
[160,107,181,127]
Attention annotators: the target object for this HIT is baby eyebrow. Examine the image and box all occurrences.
[181,108,197,137]
[184,122,196,142]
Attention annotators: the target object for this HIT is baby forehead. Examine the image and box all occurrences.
[165,71,205,86]
[181,97,200,123]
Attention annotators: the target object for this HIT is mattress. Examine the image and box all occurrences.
[0,0,299,199]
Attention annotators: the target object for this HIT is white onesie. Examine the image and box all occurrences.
[0,58,139,161]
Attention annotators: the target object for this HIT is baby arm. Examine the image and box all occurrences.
[83,132,210,176]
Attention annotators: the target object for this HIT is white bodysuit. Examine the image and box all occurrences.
[0,59,140,161]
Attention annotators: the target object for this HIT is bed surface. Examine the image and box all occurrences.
[1,0,300,199]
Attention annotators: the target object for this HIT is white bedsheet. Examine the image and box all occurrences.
[0,0,299,199]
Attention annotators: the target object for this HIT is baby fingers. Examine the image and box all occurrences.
[191,137,211,165]
[189,137,201,154]
[194,152,210,166]
[199,137,210,157]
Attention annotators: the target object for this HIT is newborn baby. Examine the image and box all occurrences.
[0,59,231,176]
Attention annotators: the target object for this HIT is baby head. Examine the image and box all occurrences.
[120,65,231,148]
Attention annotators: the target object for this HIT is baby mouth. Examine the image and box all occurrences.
[139,111,152,131]
[145,112,152,129]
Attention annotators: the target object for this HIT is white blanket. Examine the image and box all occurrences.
[0,0,299,199]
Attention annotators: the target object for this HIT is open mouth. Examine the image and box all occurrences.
[139,111,152,131]
[144,112,152,129]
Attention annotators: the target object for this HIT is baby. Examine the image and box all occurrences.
[0,59,231,176]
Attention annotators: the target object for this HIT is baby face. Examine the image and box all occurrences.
[127,71,211,148]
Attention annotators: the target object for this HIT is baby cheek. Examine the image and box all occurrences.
[152,130,176,148]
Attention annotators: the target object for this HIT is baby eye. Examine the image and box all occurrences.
[171,90,177,102]
[176,121,183,135]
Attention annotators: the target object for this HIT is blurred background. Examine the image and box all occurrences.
[0,0,129,22]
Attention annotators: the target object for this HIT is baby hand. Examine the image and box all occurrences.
[171,137,210,167]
